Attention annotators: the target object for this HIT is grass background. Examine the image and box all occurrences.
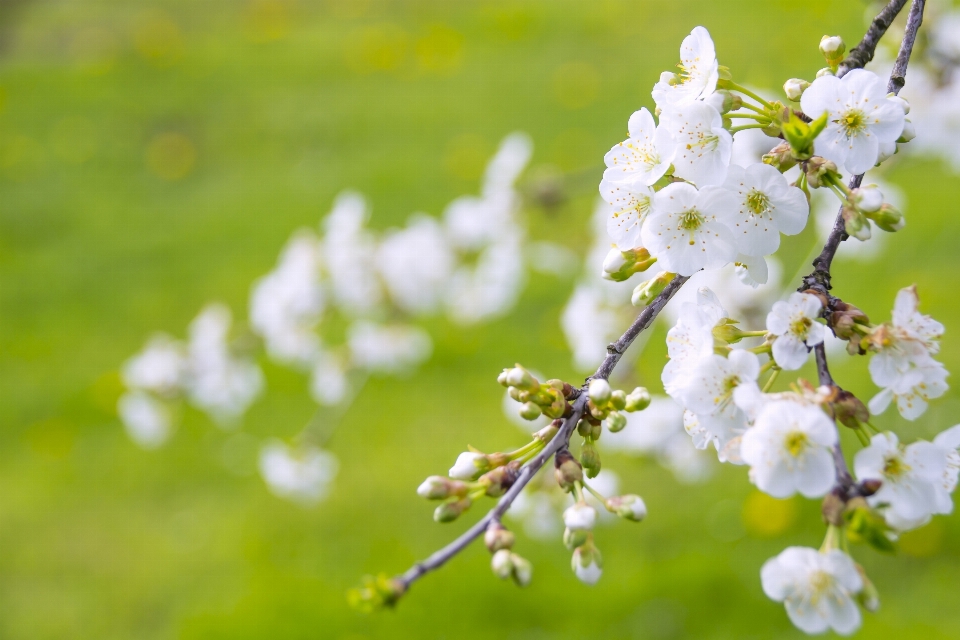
[1,0,960,638]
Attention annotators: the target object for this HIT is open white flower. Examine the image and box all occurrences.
[868,354,949,421]
[801,68,906,174]
[640,182,738,276]
[657,101,732,187]
[600,179,655,249]
[854,432,950,530]
[378,214,455,316]
[761,547,863,635]
[122,334,185,396]
[674,349,761,416]
[741,400,837,498]
[766,292,825,370]
[602,108,672,187]
[733,252,769,287]
[662,287,728,394]
[720,163,809,257]
[683,409,747,464]
[652,26,719,107]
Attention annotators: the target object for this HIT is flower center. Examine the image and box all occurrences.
[785,430,808,457]
[883,453,910,479]
[836,108,867,138]
[686,131,720,152]
[808,570,833,603]
[746,189,770,215]
[679,208,705,231]
[790,316,812,339]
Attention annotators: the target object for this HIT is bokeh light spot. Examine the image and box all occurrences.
[24,418,76,461]
[344,23,409,74]
[146,132,197,181]
[552,62,599,110]
[133,10,184,67]
[245,0,292,43]
[444,133,490,181]
[742,490,798,537]
[415,24,463,74]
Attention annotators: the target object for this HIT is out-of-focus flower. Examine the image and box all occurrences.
[322,191,384,316]
[117,391,173,449]
[259,439,339,505]
[121,334,185,396]
[379,214,455,315]
[347,321,432,374]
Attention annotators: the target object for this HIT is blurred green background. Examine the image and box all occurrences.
[2,0,960,638]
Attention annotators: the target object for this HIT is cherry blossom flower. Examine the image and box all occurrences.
[766,292,825,371]
[121,334,185,397]
[378,214,455,316]
[662,287,729,394]
[868,356,949,421]
[854,431,951,530]
[347,321,431,374]
[652,26,719,107]
[734,253,769,287]
[657,101,733,187]
[640,182,739,276]
[602,108,673,187]
[740,400,837,498]
[720,163,809,257]
[259,439,339,505]
[761,547,863,635]
[117,391,173,449]
[571,544,603,585]
[322,191,384,316]
[801,68,906,174]
[600,178,654,249]
[683,410,747,464]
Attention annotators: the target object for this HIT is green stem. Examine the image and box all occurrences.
[737,101,768,115]
[571,483,586,504]
[727,113,770,121]
[853,426,871,447]
[727,82,775,109]
[581,480,609,508]
[729,123,767,134]
[820,524,843,552]
[740,330,769,338]
[748,344,772,355]
[762,367,781,393]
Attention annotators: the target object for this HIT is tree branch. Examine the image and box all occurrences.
[837,0,910,76]
[888,0,925,94]
[395,274,689,591]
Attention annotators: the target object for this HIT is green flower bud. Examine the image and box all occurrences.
[842,206,872,241]
[577,419,592,438]
[434,497,472,523]
[865,203,904,233]
[625,387,651,412]
[609,389,627,411]
[815,66,835,78]
[602,247,656,282]
[607,494,647,522]
[783,78,810,101]
[761,140,799,172]
[519,401,542,421]
[588,379,612,406]
[491,548,514,579]
[606,411,627,433]
[819,35,845,66]
[563,526,589,550]
[631,271,676,307]
[506,365,537,391]
[510,553,533,587]
[417,476,469,500]
[480,462,521,497]
[542,398,568,419]
[804,156,838,189]
[533,421,560,443]
[580,440,601,479]
[855,564,880,612]
[554,450,583,492]
[484,522,515,553]
[347,573,407,612]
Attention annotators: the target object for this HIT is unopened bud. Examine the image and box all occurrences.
[510,553,533,587]
[606,410,627,433]
[851,185,883,213]
[820,35,845,65]
[484,522,515,552]
[762,140,799,172]
[563,502,598,531]
[588,379,612,406]
[712,321,756,344]
[449,451,488,480]
[897,118,916,143]
[542,398,568,419]
[609,390,627,411]
[631,271,675,307]
[571,541,603,586]
[821,491,846,527]
[434,497,472,523]
[579,440,601,478]
[815,66,835,78]
[491,548,514,579]
[554,450,583,491]
[859,478,882,496]
[480,462,521,497]
[417,476,468,500]
[601,247,656,282]
[607,494,647,522]
[856,564,880,612]
[842,206,872,241]
[519,401,541,421]
[563,526,589,550]
[497,369,510,386]
[534,421,561,443]
[832,389,870,429]
[804,157,838,189]
[865,203,904,233]
[783,78,810,101]
[506,365,537,391]
[625,387,651,412]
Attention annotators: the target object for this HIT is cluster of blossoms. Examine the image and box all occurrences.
[356,23,960,637]
[120,134,555,504]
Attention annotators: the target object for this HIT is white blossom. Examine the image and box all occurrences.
[734,252,769,287]
[657,101,732,187]
[602,108,672,187]
[121,334,185,396]
[322,191,383,316]
[563,503,597,531]
[309,349,349,405]
[766,292,825,371]
[347,321,431,374]
[720,163,809,257]
[600,178,654,250]
[662,286,728,395]
[640,182,739,276]
[117,391,173,449]
[378,214,455,315]
[801,68,906,174]
[259,439,339,505]
[446,233,526,324]
[449,451,485,480]
[561,283,624,372]
[854,431,952,530]
[761,547,863,635]
[652,26,719,107]
[571,546,603,585]
[740,400,837,498]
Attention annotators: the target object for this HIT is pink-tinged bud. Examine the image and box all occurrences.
[417,476,468,500]
[554,450,583,491]
[607,494,647,522]
[491,548,514,579]
[484,522,515,553]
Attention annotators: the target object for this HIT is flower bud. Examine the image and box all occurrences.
[533,421,561,443]
[480,462,521,497]
[897,118,916,143]
[821,491,846,527]
[851,185,883,213]
[506,365,537,391]
[762,140,799,172]
[542,398,568,420]
[519,401,542,421]
[579,440,601,478]
[609,390,627,411]
[625,387,651,412]
[601,247,656,282]
[417,475,468,500]
[484,522,515,552]
[815,66,835,78]
[588,379,612,406]
[842,206,872,241]
[571,541,603,586]
[434,497,472,523]
[607,494,647,522]
[631,271,675,307]
[865,203,904,233]
[510,553,533,587]
[832,389,870,429]
[347,573,407,612]
[859,478,882,496]
[563,526,589,550]
[497,369,510,386]
[887,93,910,114]
[606,410,627,433]
[783,78,810,101]
[829,301,869,342]
[855,564,880,612]
[804,156,838,189]
[819,35,845,64]
[491,548,514,579]
[554,449,583,491]
[563,502,598,531]
[449,451,488,480]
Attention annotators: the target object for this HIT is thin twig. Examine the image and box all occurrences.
[837,0,910,76]
[888,0,925,94]
[396,275,689,591]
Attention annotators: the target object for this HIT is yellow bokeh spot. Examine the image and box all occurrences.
[245,0,292,43]
[444,133,490,181]
[69,27,120,75]
[415,25,463,75]
[50,116,98,164]
[899,519,944,557]
[146,132,197,181]
[550,128,597,172]
[552,62,599,110]
[742,490,798,538]
[133,10,184,67]
[344,24,409,74]
[90,370,125,416]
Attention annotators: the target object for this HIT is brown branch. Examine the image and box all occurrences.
[888,0,925,94]
[837,0,910,76]
[395,274,689,591]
